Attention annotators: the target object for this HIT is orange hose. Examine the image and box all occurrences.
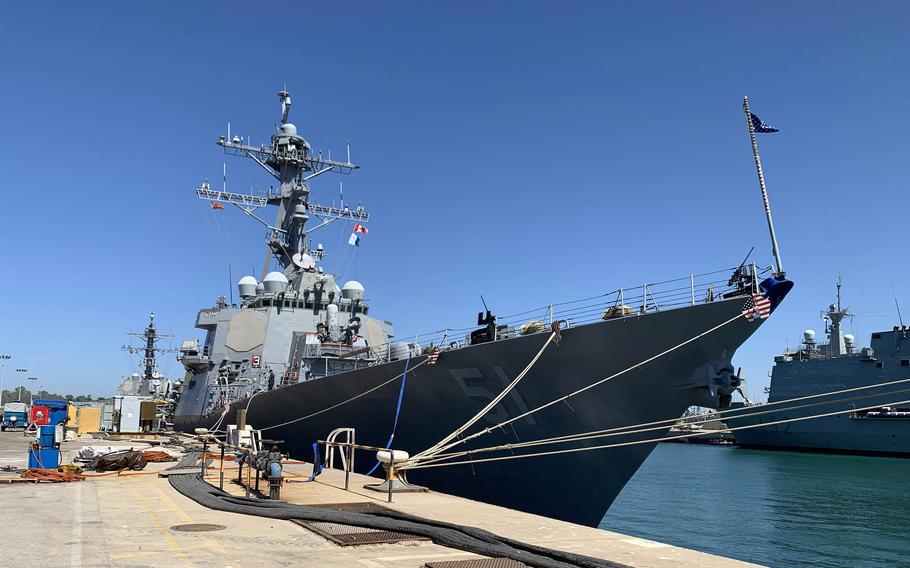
[142,451,177,462]
[21,468,86,482]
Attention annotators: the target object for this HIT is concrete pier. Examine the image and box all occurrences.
[0,431,761,567]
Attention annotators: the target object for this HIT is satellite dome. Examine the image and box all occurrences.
[804,329,816,342]
[263,271,289,294]
[844,334,855,345]
[342,280,365,301]
[238,276,258,298]
[280,123,298,136]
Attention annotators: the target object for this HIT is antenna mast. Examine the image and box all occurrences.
[743,96,785,278]
[122,313,177,382]
[198,90,367,281]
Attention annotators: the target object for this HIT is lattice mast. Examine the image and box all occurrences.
[122,312,176,382]
[197,90,367,279]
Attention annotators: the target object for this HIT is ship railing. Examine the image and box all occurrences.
[366,264,769,359]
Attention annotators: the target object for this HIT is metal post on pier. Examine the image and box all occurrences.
[344,443,351,491]
[743,96,785,278]
[387,461,394,503]
[245,455,252,498]
[219,444,225,490]
[201,438,208,477]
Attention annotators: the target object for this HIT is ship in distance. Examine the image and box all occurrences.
[172,90,794,526]
[731,279,910,455]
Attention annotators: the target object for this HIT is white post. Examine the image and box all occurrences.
[548,305,553,325]
[743,96,785,277]
[642,285,648,314]
[690,274,696,305]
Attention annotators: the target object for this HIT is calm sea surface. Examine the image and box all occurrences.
[599,443,910,568]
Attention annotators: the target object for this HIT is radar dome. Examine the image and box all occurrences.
[844,334,855,345]
[804,329,816,342]
[279,123,298,136]
[263,271,289,294]
[238,276,258,298]
[342,280,365,301]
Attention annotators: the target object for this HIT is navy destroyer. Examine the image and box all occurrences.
[173,92,793,526]
[732,280,910,455]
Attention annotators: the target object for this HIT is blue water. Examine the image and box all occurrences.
[600,444,910,567]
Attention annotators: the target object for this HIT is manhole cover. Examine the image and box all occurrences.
[170,523,227,532]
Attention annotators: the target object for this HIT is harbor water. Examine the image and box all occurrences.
[600,443,910,567]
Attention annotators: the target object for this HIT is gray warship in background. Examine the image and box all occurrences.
[172,91,793,526]
[732,280,910,455]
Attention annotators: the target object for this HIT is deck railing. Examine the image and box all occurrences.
[364,263,767,359]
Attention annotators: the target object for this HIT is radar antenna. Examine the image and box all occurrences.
[122,312,177,383]
[197,90,368,280]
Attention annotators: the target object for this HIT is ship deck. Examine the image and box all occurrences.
[0,431,760,567]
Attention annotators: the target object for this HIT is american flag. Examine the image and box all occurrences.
[742,293,772,321]
[426,345,441,365]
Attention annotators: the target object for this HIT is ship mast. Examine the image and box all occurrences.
[824,276,849,357]
[122,312,176,383]
[196,90,368,281]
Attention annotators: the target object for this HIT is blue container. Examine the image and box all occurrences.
[34,399,68,425]
[38,425,56,448]
[28,447,60,469]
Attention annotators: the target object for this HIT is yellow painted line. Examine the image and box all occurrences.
[125,477,196,567]
[149,479,229,559]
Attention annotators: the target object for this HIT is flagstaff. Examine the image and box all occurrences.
[743,96,785,278]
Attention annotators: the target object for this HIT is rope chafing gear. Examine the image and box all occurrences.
[410,311,745,464]
[412,331,558,460]
[259,359,428,432]
[403,397,910,470]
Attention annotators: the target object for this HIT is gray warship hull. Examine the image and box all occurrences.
[176,295,766,526]
[732,287,910,458]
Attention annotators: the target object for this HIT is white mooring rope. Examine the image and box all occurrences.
[259,359,429,432]
[408,311,746,465]
[412,331,559,460]
[402,397,910,470]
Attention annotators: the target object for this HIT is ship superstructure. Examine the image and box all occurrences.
[120,312,177,398]
[173,91,793,525]
[732,280,910,455]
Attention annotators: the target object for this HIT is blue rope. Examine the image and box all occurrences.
[366,356,411,476]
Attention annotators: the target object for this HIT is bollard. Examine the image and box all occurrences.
[219,444,225,491]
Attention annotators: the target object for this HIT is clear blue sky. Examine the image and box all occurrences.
[1,2,907,399]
